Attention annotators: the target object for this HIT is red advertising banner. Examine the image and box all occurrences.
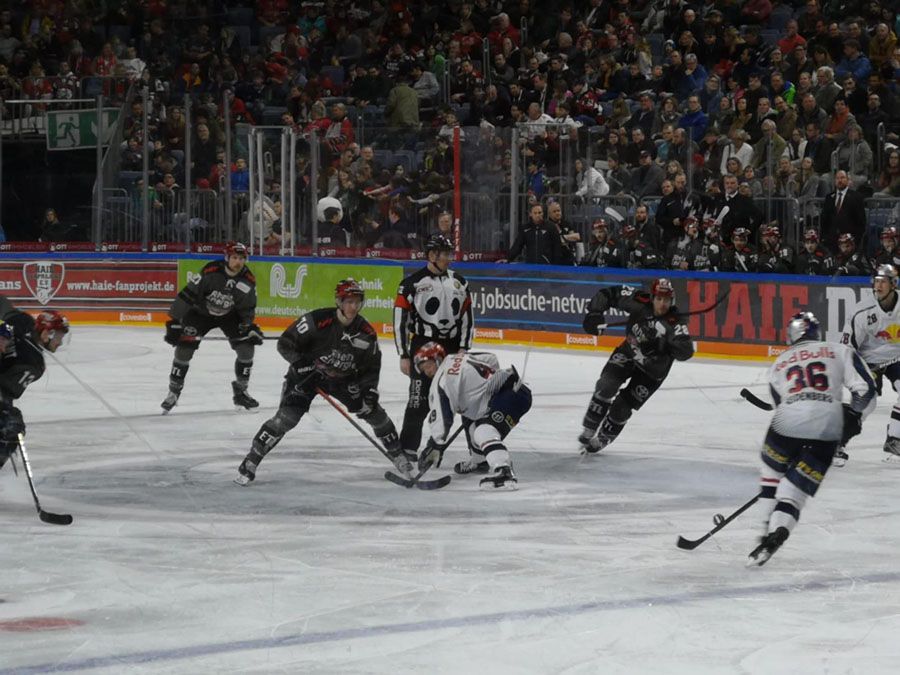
[0,260,177,311]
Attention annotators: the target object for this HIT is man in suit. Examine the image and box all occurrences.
[821,170,867,247]
[716,173,764,242]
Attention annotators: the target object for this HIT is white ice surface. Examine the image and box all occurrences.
[2,326,900,674]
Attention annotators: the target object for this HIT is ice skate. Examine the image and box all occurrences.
[833,447,849,467]
[232,381,259,411]
[454,456,489,475]
[160,390,180,414]
[747,527,790,567]
[883,436,900,463]
[234,458,256,486]
[579,431,612,455]
[479,465,518,491]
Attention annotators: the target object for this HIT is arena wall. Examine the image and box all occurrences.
[0,253,877,360]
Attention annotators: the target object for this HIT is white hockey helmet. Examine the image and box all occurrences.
[873,264,899,288]
[786,311,820,345]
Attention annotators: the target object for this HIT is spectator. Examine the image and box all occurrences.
[574,158,610,203]
[720,129,753,176]
[791,157,823,202]
[39,209,77,242]
[823,97,856,143]
[835,39,872,83]
[868,23,897,70]
[546,201,579,265]
[858,92,891,150]
[410,62,439,104]
[679,94,709,142]
[874,150,900,197]
[840,75,867,117]
[802,121,834,175]
[751,119,788,174]
[385,70,420,131]
[323,102,355,157]
[778,20,807,56]
[814,66,842,113]
[821,170,867,246]
[632,151,665,199]
[835,125,873,188]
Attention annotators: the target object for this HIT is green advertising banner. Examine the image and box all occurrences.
[177,259,403,325]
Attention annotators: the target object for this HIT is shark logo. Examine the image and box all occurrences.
[270,264,307,299]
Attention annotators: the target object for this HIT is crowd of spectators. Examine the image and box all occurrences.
[1,0,898,268]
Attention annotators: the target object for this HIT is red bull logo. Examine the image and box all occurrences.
[875,324,900,342]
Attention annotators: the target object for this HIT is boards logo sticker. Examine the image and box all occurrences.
[270,263,307,299]
[22,261,65,305]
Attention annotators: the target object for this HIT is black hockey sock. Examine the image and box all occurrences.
[169,360,189,392]
[599,416,626,441]
[234,360,253,388]
[249,421,284,464]
[583,395,611,431]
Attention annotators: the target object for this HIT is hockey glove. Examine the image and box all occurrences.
[291,360,323,387]
[418,438,445,472]
[583,312,607,336]
[358,388,380,417]
[164,320,184,346]
[0,404,25,443]
[237,322,265,346]
[841,404,863,446]
[388,447,416,477]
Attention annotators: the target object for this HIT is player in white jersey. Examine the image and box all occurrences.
[841,263,900,463]
[413,343,533,490]
[749,311,876,566]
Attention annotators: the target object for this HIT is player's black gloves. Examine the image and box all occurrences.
[237,322,265,346]
[0,403,25,442]
[841,404,863,446]
[164,320,184,346]
[358,387,380,417]
[583,312,607,336]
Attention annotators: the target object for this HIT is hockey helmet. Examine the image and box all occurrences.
[34,310,69,351]
[424,234,454,255]
[881,226,898,242]
[803,228,819,242]
[335,278,365,304]
[651,278,675,300]
[732,227,750,241]
[702,217,719,232]
[621,223,638,239]
[786,311,821,345]
[762,225,780,239]
[873,264,899,288]
[683,216,699,230]
[0,320,12,343]
[838,232,855,247]
[225,241,249,258]
[413,341,446,373]
[592,218,608,231]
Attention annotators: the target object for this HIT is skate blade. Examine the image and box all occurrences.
[479,481,519,491]
[882,454,900,464]
[832,457,847,468]
[233,405,260,414]
[233,474,253,486]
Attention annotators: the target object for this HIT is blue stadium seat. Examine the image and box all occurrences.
[373,149,394,168]
[393,150,417,172]
[262,106,287,125]
[82,77,103,97]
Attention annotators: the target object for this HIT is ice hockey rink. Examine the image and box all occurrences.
[3,325,900,674]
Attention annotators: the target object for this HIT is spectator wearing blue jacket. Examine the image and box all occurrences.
[675,53,707,101]
[230,157,250,192]
[835,40,872,83]
[679,95,709,143]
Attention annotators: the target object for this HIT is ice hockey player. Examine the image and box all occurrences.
[580,218,618,267]
[871,226,900,269]
[578,278,694,453]
[665,217,703,270]
[0,305,70,472]
[749,311,876,565]
[720,226,757,272]
[841,264,900,463]
[692,219,723,272]
[414,343,532,490]
[161,242,263,413]
[235,279,403,485]
[794,229,834,276]
[610,223,662,269]
[833,233,873,277]
[756,225,795,274]
[394,234,474,467]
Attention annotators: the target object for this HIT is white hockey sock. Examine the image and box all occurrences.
[768,479,808,534]
[888,410,900,439]
[757,465,782,535]
[484,444,511,470]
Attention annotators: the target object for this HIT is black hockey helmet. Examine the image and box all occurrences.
[335,278,365,304]
[0,320,12,342]
[786,311,820,345]
[424,234,454,255]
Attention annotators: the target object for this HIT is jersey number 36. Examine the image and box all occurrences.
[786,361,828,393]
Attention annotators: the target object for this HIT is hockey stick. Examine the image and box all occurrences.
[740,388,773,411]
[16,434,73,526]
[675,494,759,550]
[384,425,465,489]
[603,289,731,330]
[315,387,451,490]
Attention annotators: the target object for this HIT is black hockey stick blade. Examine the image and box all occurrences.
[39,511,74,526]
[384,470,452,490]
[740,388,773,411]
[676,495,759,550]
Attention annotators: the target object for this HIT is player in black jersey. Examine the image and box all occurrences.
[161,242,264,413]
[0,302,70,471]
[577,279,694,454]
[235,279,403,485]
[393,234,474,464]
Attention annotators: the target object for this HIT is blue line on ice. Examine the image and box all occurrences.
[4,570,899,674]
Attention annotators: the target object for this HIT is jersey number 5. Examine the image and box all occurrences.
[785,361,828,393]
